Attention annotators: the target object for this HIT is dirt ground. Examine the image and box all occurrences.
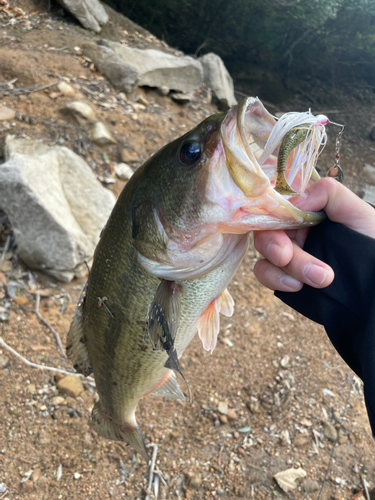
[1,1,375,499]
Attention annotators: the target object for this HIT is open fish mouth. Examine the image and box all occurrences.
[221,97,328,224]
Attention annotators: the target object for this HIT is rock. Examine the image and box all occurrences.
[362,185,375,206]
[82,40,203,93]
[226,409,238,420]
[171,92,194,103]
[280,354,290,367]
[219,414,228,424]
[186,472,202,490]
[90,122,116,145]
[323,424,337,442]
[273,467,307,493]
[338,435,348,444]
[64,101,96,124]
[56,375,84,397]
[0,136,115,282]
[74,472,81,479]
[57,81,76,97]
[120,148,140,164]
[36,429,52,446]
[15,295,29,306]
[27,383,36,394]
[363,164,375,183]
[293,436,310,447]
[199,53,237,110]
[55,0,108,33]
[303,478,320,493]
[50,396,66,406]
[218,401,228,415]
[114,163,134,181]
[159,86,170,96]
[247,400,260,413]
[0,354,9,369]
[0,104,16,121]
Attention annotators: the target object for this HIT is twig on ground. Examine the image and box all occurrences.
[0,336,95,385]
[361,474,370,500]
[34,292,66,357]
[145,444,158,500]
[317,376,354,500]
[4,81,59,95]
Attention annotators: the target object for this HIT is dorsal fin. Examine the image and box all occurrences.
[66,299,93,377]
[151,371,186,401]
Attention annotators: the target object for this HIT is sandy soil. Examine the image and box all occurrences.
[1,1,375,499]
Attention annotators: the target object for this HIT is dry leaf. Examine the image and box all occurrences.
[273,467,307,492]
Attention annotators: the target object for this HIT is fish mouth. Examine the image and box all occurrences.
[221,97,326,226]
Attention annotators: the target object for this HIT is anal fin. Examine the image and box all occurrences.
[151,371,186,401]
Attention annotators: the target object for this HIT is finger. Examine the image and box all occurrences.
[294,178,375,238]
[253,258,303,292]
[254,227,310,267]
[254,230,294,267]
[283,241,334,288]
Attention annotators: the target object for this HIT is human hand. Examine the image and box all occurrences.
[253,177,375,292]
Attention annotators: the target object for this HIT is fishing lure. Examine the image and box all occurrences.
[258,111,329,197]
[276,123,312,195]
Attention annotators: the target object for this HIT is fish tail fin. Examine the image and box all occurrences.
[90,401,149,461]
[66,303,93,377]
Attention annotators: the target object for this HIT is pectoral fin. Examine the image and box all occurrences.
[198,288,235,353]
[147,279,182,351]
[198,299,220,353]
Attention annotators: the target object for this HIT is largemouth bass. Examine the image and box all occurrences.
[67,97,327,459]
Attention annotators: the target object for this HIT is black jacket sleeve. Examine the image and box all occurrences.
[275,218,375,435]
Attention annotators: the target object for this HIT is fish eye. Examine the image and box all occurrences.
[179,142,202,166]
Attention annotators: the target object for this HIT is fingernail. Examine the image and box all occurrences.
[280,275,302,291]
[304,264,328,286]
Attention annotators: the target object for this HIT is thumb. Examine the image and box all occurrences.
[293,178,375,238]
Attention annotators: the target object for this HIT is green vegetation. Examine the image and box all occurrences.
[108,0,375,100]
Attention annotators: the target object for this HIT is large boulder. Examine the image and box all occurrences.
[56,0,108,33]
[199,53,237,110]
[0,136,116,282]
[83,40,203,93]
